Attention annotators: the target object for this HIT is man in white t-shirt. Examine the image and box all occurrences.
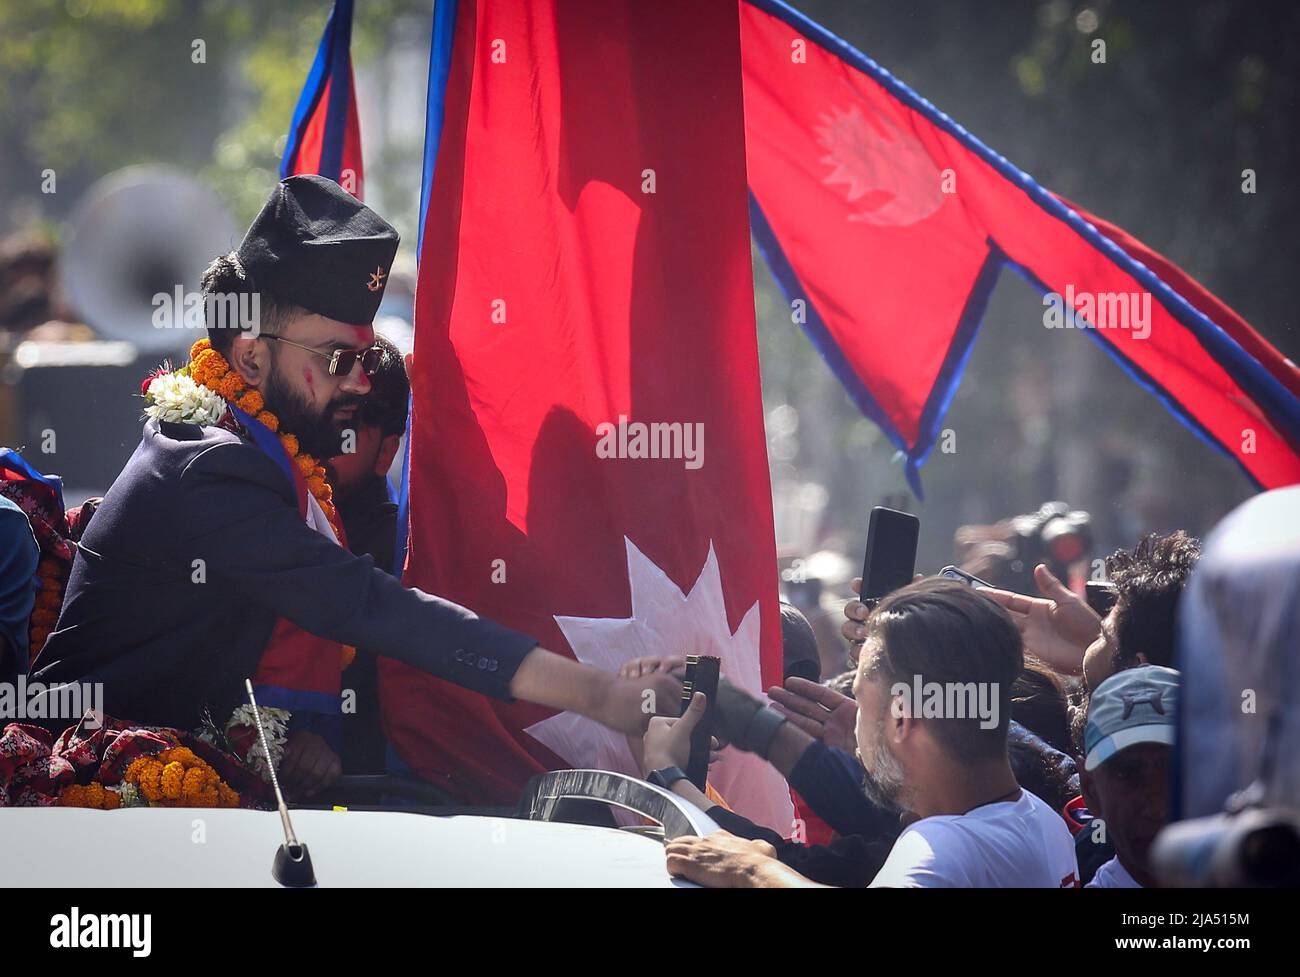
[1079,665,1178,889]
[870,785,1078,887]
[663,579,1079,888]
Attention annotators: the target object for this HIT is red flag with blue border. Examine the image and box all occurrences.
[380,0,794,830]
[281,0,365,199]
[741,0,1300,493]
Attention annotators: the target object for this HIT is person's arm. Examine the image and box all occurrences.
[511,644,675,735]
[715,677,901,840]
[664,833,825,887]
[978,565,1099,676]
[180,441,671,734]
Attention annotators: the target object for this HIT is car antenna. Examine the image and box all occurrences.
[245,679,317,887]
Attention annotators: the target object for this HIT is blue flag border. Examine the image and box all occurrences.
[745,0,1298,493]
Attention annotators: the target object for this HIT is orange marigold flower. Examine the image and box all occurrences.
[160,746,200,768]
[278,433,299,457]
[238,390,265,414]
[218,373,244,400]
[103,788,121,810]
[306,476,326,497]
[218,783,240,808]
[257,411,279,432]
[192,786,220,808]
[125,755,156,783]
[136,760,165,802]
[59,784,87,807]
[181,767,208,798]
[190,338,212,357]
[160,761,185,800]
[192,348,221,377]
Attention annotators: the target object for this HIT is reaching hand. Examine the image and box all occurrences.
[664,830,780,888]
[767,676,858,754]
[980,563,1100,675]
[841,576,871,644]
[618,655,687,680]
[279,729,342,800]
[642,691,710,774]
[595,667,683,736]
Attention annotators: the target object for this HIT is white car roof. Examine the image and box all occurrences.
[2,808,696,887]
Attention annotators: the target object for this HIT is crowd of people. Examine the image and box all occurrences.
[632,530,1196,887]
[0,172,1287,889]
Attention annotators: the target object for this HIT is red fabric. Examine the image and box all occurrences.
[792,790,834,846]
[382,0,791,827]
[0,714,272,807]
[740,2,1300,487]
[1060,196,1300,428]
[289,69,366,200]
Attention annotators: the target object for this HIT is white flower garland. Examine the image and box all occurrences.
[143,372,226,426]
[224,704,291,782]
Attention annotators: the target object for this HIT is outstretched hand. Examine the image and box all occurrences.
[767,676,858,754]
[641,691,713,774]
[980,564,1100,675]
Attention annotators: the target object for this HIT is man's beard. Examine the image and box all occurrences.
[261,361,362,460]
[859,720,907,810]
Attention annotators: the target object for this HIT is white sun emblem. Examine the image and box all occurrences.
[814,103,945,227]
[524,537,795,831]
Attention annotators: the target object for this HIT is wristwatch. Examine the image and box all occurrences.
[646,766,689,790]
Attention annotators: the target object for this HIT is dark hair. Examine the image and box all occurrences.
[864,578,1023,762]
[358,334,410,438]
[825,668,857,699]
[779,600,820,681]
[199,251,300,355]
[1104,530,1199,671]
[1010,659,1072,756]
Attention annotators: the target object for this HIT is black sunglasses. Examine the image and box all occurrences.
[264,336,383,377]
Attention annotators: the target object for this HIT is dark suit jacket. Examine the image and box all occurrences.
[32,420,536,730]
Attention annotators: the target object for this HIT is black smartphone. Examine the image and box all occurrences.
[938,564,993,589]
[680,655,720,791]
[861,506,920,604]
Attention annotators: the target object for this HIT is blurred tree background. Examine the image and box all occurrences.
[1,0,1296,575]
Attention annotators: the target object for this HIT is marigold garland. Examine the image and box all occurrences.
[184,339,355,671]
[120,747,240,809]
[58,782,121,810]
[187,338,340,533]
[29,556,67,659]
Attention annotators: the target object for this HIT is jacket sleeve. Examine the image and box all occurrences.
[177,438,536,700]
[705,806,892,888]
[787,740,903,840]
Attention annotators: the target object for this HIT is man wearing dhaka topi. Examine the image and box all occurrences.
[32,175,676,797]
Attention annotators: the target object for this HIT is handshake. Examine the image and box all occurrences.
[617,655,859,779]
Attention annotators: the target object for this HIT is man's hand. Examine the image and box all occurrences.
[511,647,683,736]
[641,691,710,774]
[591,667,683,736]
[767,676,858,754]
[981,563,1099,676]
[618,655,687,680]
[666,831,811,888]
[279,730,342,799]
[841,576,871,644]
